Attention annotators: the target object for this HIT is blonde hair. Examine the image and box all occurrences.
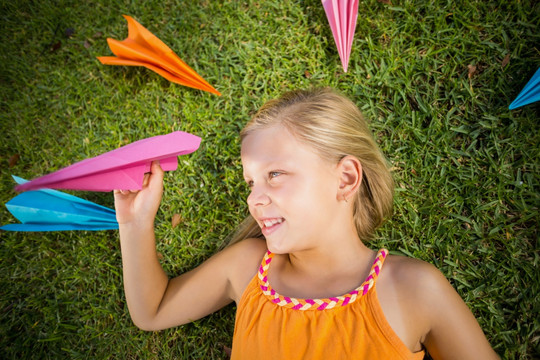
[230,87,394,245]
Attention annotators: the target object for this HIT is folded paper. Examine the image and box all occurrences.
[509,68,540,109]
[15,131,201,192]
[2,176,118,231]
[322,0,358,72]
[98,15,221,95]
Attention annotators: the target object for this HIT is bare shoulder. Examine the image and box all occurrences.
[223,238,267,302]
[379,254,460,314]
[378,253,499,359]
[376,254,445,350]
[381,254,448,295]
[225,237,268,265]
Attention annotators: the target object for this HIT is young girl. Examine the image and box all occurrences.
[114,88,499,359]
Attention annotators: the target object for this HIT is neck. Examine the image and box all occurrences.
[285,230,374,280]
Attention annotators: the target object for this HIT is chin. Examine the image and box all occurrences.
[265,238,290,255]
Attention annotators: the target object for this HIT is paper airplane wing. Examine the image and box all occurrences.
[345,0,358,71]
[97,15,221,95]
[1,223,118,231]
[509,68,540,109]
[322,0,358,72]
[2,176,118,231]
[323,0,344,67]
[15,131,201,192]
[98,56,220,95]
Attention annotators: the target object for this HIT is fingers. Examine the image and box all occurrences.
[113,161,164,224]
[114,161,164,194]
[150,160,164,177]
[147,161,164,191]
[142,173,151,188]
[114,189,138,196]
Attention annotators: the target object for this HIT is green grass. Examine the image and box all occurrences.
[1,0,538,358]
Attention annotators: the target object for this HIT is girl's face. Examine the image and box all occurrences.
[241,124,343,254]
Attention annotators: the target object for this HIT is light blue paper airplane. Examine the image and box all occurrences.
[509,68,540,110]
[1,176,118,231]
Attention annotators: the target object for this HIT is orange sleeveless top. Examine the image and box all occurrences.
[231,249,425,360]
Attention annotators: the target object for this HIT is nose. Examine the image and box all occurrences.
[247,185,271,208]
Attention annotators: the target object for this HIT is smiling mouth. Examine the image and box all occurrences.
[261,218,284,228]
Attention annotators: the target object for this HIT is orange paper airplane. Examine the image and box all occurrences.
[97,15,220,95]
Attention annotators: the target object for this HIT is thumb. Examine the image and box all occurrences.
[147,160,164,191]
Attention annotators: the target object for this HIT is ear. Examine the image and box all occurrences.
[336,155,362,202]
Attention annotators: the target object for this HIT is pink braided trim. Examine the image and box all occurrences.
[258,249,388,311]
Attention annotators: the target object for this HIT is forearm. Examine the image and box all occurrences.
[119,221,169,329]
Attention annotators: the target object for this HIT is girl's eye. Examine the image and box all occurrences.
[246,180,254,188]
[269,171,282,179]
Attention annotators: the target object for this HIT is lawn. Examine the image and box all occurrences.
[1,0,538,359]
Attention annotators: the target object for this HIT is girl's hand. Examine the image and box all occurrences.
[114,161,164,226]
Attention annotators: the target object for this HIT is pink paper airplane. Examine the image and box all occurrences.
[322,0,359,72]
[15,131,201,192]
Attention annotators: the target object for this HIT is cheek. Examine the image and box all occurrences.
[286,180,330,215]
[305,177,337,203]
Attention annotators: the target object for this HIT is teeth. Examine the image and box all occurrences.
[263,218,283,228]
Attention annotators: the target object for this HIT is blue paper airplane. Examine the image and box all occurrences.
[1,176,118,231]
[509,68,540,110]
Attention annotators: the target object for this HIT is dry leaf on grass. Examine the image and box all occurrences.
[171,213,182,228]
[468,64,477,79]
[501,54,510,68]
[8,154,20,168]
